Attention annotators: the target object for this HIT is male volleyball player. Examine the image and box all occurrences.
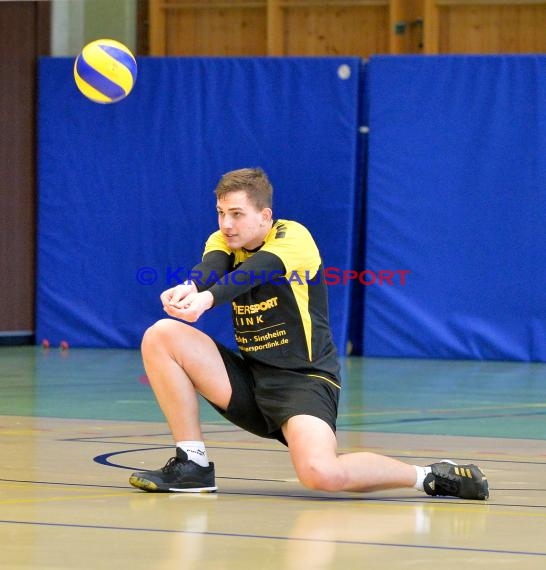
[130,168,489,500]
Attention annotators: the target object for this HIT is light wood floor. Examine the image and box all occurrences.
[1,347,545,569]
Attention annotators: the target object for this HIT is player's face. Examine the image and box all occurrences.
[217,190,270,250]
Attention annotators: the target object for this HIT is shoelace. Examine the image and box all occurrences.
[161,456,181,473]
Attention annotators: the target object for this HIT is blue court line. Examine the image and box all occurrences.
[1,519,545,557]
[60,433,546,465]
[71,439,290,453]
[92,448,289,483]
[88,444,546,467]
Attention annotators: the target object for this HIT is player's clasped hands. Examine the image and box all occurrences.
[161,283,214,323]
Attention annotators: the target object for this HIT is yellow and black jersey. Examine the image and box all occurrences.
[194,219,340,382]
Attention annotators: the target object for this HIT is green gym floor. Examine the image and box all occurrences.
[1,346,545,569]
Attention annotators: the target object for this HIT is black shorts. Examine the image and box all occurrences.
[207,341,340,446]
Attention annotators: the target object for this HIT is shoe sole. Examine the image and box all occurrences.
[129,475,217,493]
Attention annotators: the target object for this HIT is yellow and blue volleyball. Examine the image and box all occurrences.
[74,39,137,104]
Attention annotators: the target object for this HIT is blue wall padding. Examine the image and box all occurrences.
[37,55,546,362]
[364,56,546,361]
[37,57,363,351]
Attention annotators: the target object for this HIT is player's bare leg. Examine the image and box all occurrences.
[140,318,232,440]
[283,415,488,499]
[282,415,416,492]
[129,318,231,492]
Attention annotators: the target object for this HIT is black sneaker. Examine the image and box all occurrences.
[424,460,489,500]
[129,449,217,493]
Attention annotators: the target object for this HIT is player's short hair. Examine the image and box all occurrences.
[214,168,273,211]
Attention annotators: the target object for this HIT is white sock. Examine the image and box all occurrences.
[176,441,209,467]
[413,465,431,492]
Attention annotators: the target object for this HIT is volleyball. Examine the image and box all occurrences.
[73,39,137,104]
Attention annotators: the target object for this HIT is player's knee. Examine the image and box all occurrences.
[141,318,178,352]
[295,460,345,492]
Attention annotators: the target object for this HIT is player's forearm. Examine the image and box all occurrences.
[190,250,232,292]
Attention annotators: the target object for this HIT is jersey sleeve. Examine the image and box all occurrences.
[203,230,231,256]
[186,231,232,292]
[191,250,231,293]
[260,220,321,278]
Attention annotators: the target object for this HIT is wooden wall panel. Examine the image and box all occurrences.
[390,0,424,54]
[150,0,268,56]
[149,0,392,57]
[164,5,267,56]
[439,4,546,54]
[282,4,389,56]
[425,1,546,54]
[149,1,546,56]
